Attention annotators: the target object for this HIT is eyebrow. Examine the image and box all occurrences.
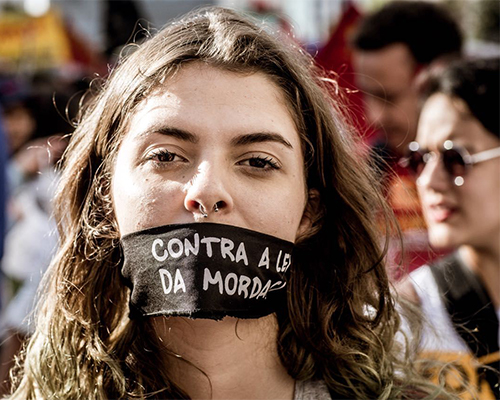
[230,132,293,149]
[139,126,293,149]
[139,126,199,143]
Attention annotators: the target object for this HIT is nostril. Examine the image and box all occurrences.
[186,199,227,217]
[213,201,226,213]
[186,199,201,213]
[213,201,222,213]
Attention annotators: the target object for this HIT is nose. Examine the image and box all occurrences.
[417,153,450,193]
[364,97,387,130]
[184,161,233,219]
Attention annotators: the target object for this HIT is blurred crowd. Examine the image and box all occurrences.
[0,68,87,393]
[0,0,498,397]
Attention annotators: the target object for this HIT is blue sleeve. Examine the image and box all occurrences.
[0,111,7,260]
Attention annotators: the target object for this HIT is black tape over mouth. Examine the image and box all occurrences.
[120,223,294,320]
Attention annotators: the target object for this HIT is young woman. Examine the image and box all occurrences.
[8,7,444,399]
[399,57,499,398]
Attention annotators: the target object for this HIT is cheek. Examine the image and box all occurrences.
[394,102,416,127]
[243,181,306,242]
[255,202,300,237]
[462,176,500,228]
[112,171,183,235]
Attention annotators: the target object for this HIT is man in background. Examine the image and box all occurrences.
[352,1,463,160]
[350,1,463,274]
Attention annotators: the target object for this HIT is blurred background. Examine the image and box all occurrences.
[0,0,498,78]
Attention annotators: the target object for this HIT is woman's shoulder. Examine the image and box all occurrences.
[400,263,470,353]
[294,379,333,400]
[395,263,437,306]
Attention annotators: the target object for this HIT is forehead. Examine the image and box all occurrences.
[353,43,417,92]
[417,93,496,148]
[124,63,301,146]
[144,63,284,111]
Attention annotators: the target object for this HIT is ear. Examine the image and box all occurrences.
[296,188,323,241]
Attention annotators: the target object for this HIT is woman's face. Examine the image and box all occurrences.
[112,63,311,242]
[416,93,500,250]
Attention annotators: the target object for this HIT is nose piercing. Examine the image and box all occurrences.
[199,202,222,217]
[199,204,208,218]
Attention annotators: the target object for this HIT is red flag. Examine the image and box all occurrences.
[315,2,376,142]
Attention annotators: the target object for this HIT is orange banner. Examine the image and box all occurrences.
[420,351,498,399]
[0,9,71,72]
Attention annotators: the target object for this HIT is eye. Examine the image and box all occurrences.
[238,155,280,171]
[384,94,397,104]
[146,148,186,164]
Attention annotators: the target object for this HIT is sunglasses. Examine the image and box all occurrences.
[400,140,500,186]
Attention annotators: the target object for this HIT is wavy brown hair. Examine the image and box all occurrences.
[9,7,445,399]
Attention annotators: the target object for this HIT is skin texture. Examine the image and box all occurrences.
[415,93,500,307]
[112,63,310,241]
[353,43,420,157]
[111,63,314,399]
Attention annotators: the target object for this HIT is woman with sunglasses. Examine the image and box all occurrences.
[399,57,500,397]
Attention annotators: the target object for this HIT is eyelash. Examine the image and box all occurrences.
[147,149,185,164]
[239,155,280,171]
[146,149,280,172]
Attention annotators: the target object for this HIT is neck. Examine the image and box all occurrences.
[153,315,295,400]
[459,245,500,308]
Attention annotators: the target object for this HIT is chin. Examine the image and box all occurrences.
[427,227,461,251]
